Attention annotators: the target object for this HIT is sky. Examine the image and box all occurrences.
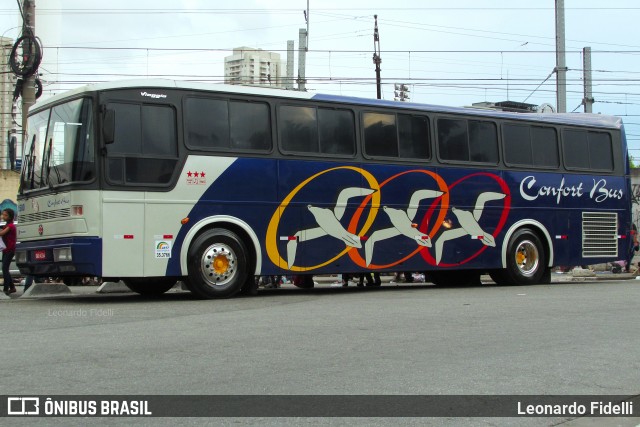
[2,0,640,155]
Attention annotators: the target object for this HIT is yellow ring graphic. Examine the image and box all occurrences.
[266,166,380,271]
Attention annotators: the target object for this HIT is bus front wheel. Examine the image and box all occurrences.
[490,229,549,285]
[123,278,176,295]
[186,228,248,299]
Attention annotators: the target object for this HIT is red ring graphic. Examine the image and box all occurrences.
[347,169,449,269]
[419,172,511,267]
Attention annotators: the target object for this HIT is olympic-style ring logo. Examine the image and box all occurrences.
[265,166,510,271]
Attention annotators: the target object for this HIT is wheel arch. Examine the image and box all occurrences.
[500,219,554,268]
[180,216,261,276]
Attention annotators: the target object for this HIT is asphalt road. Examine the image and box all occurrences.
[2,279,639,426]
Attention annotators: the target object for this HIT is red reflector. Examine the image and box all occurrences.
[163,234,173,239]
[124,235,134,239]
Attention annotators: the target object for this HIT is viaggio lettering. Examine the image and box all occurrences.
[140,91,167,99]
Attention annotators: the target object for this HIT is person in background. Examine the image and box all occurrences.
[0,208,17,295]
[626,223,639,273]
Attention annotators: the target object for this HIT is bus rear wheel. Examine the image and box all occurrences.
[490,229,549,285]
[123,278,177,295]
[185,228,248,299]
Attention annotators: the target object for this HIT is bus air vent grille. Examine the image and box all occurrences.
[20,208,71,223]
[582,211,618,258]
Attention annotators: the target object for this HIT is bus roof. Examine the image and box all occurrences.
[34,79,623,130]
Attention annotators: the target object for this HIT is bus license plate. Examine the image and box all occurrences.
[34,250,48,261]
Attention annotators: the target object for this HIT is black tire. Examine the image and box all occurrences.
[491,229,549,285]
[427,270,482,286]
[123,278,177,296]
[185,228,248,299]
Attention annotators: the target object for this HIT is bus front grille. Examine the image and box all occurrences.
[20,208,71,223]
[582,212,618,258]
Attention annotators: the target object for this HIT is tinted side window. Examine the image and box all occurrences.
[398,114,430,159]
[531,127,559,168]
[110,103,142,155]
[563,129,591,169]
[184,97,229,149]
[143,105,176,155]
[279,105,318,153]
[318,108,355,155]
[229,101,271,151]
[438,118,468,161]
[503,124,532,165]
[107,102,177,185]
[469,120,498,163]
[588,131,613,171]
[364,112,398,157]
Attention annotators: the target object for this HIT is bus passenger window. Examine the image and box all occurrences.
[587,132,613,171]
[468,120,498,163]
[185,98,230,149]
[229,101,271,151]
[503,124,533,166]
[563,128,616,171]
[364,112,398,157]
[563,129,592,170]
[279,105,319,153]
[318,108,355,155]
[106,102,178,185]
[504,124,558,168]
[437,118,468,161]
[531,127,559,168]
[398,114,430,159]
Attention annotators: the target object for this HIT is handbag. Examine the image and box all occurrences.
[0,238,6,251]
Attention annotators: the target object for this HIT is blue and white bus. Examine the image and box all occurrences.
[16,80,632,298]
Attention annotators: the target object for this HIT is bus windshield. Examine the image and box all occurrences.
[20,97,95,192]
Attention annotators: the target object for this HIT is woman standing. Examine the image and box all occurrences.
[0,208,17,295]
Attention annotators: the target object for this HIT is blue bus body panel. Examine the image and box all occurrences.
[16,237,102,277]
[167,157,631,277]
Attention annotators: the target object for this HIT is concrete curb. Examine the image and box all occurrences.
[21,283,71,297]
[166,281,189,292]
[96,281,132,293]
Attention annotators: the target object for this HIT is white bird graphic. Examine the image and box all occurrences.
[286,187,376,268]
[364,189,444,266]
[434,191,506,265]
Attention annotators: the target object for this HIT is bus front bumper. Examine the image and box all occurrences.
[16,237,102,277]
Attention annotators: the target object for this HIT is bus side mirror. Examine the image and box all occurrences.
[102,109,115,144]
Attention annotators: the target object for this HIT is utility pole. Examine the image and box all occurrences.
[373,15,381,100]
[555,0,567,113]
[21,0,36,157]
[297,1,309,91]
[583,47,594,113]
[286,40,294,89]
